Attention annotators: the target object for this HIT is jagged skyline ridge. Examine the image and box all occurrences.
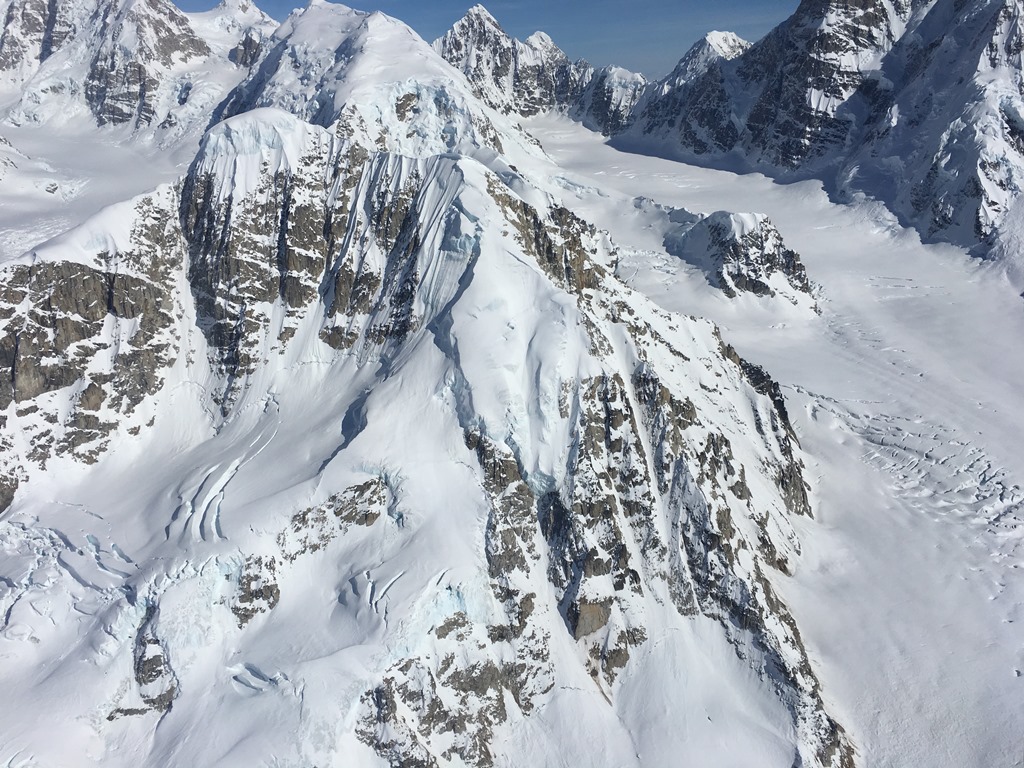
[169,0,797,76]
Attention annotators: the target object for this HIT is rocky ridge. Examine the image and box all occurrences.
[434,4,648,135]
[665,209,815,304]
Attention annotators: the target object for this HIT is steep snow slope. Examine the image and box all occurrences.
[528,113,1024,768]
[0,104,853,767]
[660,31,752,89]
[838,0,1024,250]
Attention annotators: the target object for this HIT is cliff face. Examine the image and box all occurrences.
[433,5,589,117]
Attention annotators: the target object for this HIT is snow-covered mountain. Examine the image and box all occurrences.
[0,105,853,768]
[439,1,1024,257]
[2,1,1023,766]
[434,4,647,135]
[0,0,274,140]
[631,0,909,170]
[660,31,751,89]
[215,0,543,166]
[433,5,588,117]
[841,0,1024,250]
[0,1,862,766]
[627,0,1024,254]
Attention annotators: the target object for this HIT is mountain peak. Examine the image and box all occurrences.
[703,30,750,58]
[524,30,563,57]
[662,29,750,86]
[299,0,365,15]
[464,3,500,25]
[435,8,646,133]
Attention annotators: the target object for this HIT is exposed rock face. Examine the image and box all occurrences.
[230,555,280,626]
[666,210,814,302]
[107,605,179,720]
[180,114,338,406]
[1,0,274,136]
[0,0,82,78]
[278,478,390,559]
[434,5,648,135]
[83,0,210,127]
[626,0,1024,252]
[228,27,261,67]
[0,188,181,476]
[433,5,589,116]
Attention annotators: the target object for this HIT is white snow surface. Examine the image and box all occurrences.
[525,113,1024,768]
[186,0,276,55]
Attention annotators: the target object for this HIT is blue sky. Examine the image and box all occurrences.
[175,0,798,77]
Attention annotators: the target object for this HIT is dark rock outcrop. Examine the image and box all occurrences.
[665,210,814,302]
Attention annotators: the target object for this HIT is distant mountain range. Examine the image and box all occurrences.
[438,1,1024,257]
